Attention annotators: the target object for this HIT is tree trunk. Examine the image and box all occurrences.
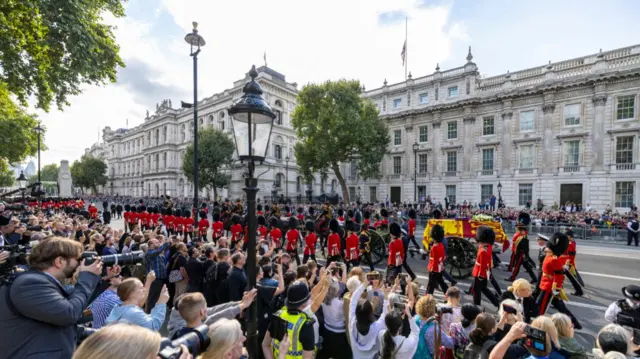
[213,187,218,201]
[332,163,350,204]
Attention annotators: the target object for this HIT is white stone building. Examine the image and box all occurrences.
[342,45,640,211]
[91,66,341,200]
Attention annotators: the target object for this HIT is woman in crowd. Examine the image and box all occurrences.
[500,278,538,323]
[449,303,482,359]
[319,278,350,359]
[105,277,168,331]
[530,316,570,359]
[414,294,455,358]
[168,242,189,305]
[552,313,587,359]
[441,286,463,334]
[592,324,633,359]
[202,318,248,359]
[343,276,362,345]
[378,302,419,359]
[468,313,528,359]
[348,282,390,359]
[495,299,524,341]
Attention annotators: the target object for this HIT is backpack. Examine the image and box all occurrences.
[413,315,434,359]
[462,340,496,359]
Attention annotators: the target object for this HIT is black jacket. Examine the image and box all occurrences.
[500,291,538,323]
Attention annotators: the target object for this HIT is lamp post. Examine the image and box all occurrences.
[497,181,503,209]
[34,123,44,198]
[184,21,205,217]
[16,171,28,204]
[228,65,276,359]
[285,155,289,201]
[412,141,419,203]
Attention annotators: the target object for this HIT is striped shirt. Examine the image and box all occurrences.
[90,289,122,329]
[146,242,169,279]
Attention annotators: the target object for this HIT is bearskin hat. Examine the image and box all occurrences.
[212,212,220,221]
[182,209,191,218]
[345,219,355,232]
[329,218,339,233]
[305,220,315,232]
[517,211,531,229]
[297,207,303,214]
[269,217,279,228]
[430,224,445,243]
[308,206,315,216]
[347,209,354,219]
[547,232,569,257]
[390,222,402,238]
[284,206,290,214]
[363,210,371,219]
[408,208,416,219]
[380,208,388,218]
[475,225,495,245]
[264,205,270,212]
[337,208,344,217]
[257,204,263,211]
[173,208,181,217]
[199,210,207,219]
[289,217,299,229]
[432,208,443,219]
[231,214,241,225]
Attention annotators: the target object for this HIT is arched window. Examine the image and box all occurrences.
[274,110,282,125]
[275,173,284,188]
[220,120,225,130]
[155,183,160,196]
[274,145,282,160]
[209,115,214,126]
[199,117,203,125]
[155,129,160,145]
[331,179,337,193]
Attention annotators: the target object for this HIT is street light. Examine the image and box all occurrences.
[184,21,205,218]
[16,171,28,204]
[285,155,289,201]
[228,65,276,359]
[412,141,419,203]
[34,123,44,198]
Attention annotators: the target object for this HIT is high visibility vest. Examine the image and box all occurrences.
[272,308,313,359]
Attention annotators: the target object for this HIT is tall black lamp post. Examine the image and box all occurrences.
[497,181,503,208]
[16,171,28,204]
[34,123,44,198]
[228,65,276,359]
[184,21,205,216]
[412,141,419,203]
[285,155,289,201]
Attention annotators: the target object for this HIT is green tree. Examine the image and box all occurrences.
[0,0,125,111]
[292,79,389,203]
[70,155,107,194]
[29,163,59,183]
[0,161,15,187]
[182,128,235,200]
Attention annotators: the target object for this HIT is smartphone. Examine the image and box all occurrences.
[633,328,640,346]
[331,267,340,275]
[393,301,406,311]
[524,325,546,352]
[366,272,381,281]
[271,316,288,341]
[503,304,518,315]
[398,273,409,285]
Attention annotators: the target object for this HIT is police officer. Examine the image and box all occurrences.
[265,281,316,359]
[605,285,640,328]
[627,216,639,246]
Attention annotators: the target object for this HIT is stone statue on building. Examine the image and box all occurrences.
[146,110,149,118]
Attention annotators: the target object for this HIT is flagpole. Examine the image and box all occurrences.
[405,17,408,80]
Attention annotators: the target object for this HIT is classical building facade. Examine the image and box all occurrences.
[89,67,341,200]
[342,45,640,211]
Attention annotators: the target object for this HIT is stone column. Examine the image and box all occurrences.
[592,96,607,172]
[542,104,555,173]
[432,121,441,174]
[462,116,476,176]
[501,112,513,174]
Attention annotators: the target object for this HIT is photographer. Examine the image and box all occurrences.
[0,236,103,359]
[414,294,454,358]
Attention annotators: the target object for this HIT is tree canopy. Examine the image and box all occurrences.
[0,0,126,111]
[182,128,235,200]
[29,163,59,183]
[70,155,107,194]
[292,79,389,203]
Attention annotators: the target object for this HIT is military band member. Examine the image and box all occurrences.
[508,212,537,283]
[426,224,449,295]
[230,215,243,246]
[286,217,301,265]
[344,220,359,271]
[198,210,209,241]
[211,212,223,244]
[387,222,405,282]
[327,219,342,267]
[562,229,584,296]
[303,221,317,264]
[471,226,500,307]
[268,217,283,250]
[359,221,374,271]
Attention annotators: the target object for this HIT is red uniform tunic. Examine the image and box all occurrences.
[88,206,98,219]
[408,219,416,237]
[373,220,383,229]
[363,218,371,229]
[269,228,282,248]
[304,232,317,255]
[345,233,360,261]
[183,217,194,233]
[128,212,139,226]
[212,221,224,238]
[327,232,341,257]
[563,240,577,267]
[472,245,492,279]
[427,242,445,273]
[539,255,563,291]
[286,229,300,252]
[230,223,243,242]
[153,213,161,226]
[139,212,149,226]
[164,215,175,231]
[388,237,404,267]
[174,217,185,232]
[198,219,210,236]
[258,225,268,239]
[297,213,304,221]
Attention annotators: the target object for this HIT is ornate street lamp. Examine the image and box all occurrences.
[33,123,45,198]
[16,171,28,204]
[184,21,205,218]
[228,65,275,359]
[285,155,289,201]
[412,141,419,203]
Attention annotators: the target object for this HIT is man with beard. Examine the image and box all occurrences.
[0,237,103,358]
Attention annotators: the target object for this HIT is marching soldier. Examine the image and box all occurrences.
[471,226,500,307]
[268,217,283,250]
[536,232,583,329]
[286,217,301,265]
[359,218,374,271]
[327,218,342,267]
[303,220,317,264]
[507,211,537,283]
[344,219,359,271]
[387,222,405,282]
[211,212,223,244]
[198,210,209,241]
[257,215,268,239]
[426,224,449,295]
[561,228,584,296]
[336,208,345,226]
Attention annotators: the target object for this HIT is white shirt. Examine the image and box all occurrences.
[322,297,346,333]
[627,221,639,233]
[605,301,622,323]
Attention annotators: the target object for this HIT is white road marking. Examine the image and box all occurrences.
[579,271,640,282]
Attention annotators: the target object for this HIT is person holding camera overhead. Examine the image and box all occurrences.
[0,236,103,359]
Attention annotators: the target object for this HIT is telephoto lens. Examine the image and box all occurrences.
[158,324,210,359]
[82,250,144,266]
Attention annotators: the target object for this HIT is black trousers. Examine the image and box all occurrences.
[628,231,639,246]
[536,289,582,329]
[564,268,584,295]
[472,277,500,307]
[509,252,538,282]
[288,250,301,265]
[427,272,448,294]
[303,254,317,264]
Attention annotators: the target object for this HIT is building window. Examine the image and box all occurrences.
[419,93,428,104]
[564,140,580,167]
[418,154,428,173]
[393,129,402,145]
[480,184,493,201]
[370,186,377,202]
[393,98,402,109]
[519,145,534,169]
[482,148,494,171]
[274,145,282,160]
[520,110,534,132]
[350,159,357,177]
[447,122,457,140]
[482,117,495,136]
[419,126,428,142]
[616,136,635,169]
[448,86,459,98]
[393,156,402,174]
[615,182,634,208]
[275,173,283,188]
[296,177,302,192]
[518,184,533,206]
[274,110,282,125]
[446,185,456,204]
[617,95,636,121]
[564,103,581,126]
[446,151,457,172]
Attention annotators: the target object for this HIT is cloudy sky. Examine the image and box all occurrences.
[32,0,640,167]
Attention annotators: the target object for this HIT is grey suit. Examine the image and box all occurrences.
[0,270,101,359]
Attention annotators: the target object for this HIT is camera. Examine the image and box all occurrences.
[76,325,97,345]
[0,244,31,281]
[82,250,144,266]
[437,306,454,315]
[398,273,409,286]
[158,324,210,359]
[393,295,408,311]
[503,304,518,315]
[366,272,380,281]
[524,325,546,352]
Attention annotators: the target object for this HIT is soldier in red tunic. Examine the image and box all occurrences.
[561,228,584,296]
[198,210,209,241]
[303,221,317,264]
[285,217,301,265]
[327,218,342,267]
[507,212,529,271]
[344,219,360,271]
[426,224,449,295]
[211,212,224,244]
[471,226,500,307]
[508,211,537,283]
[387,222,404,282]
[257,215,268,239]
[268,217,282,250]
